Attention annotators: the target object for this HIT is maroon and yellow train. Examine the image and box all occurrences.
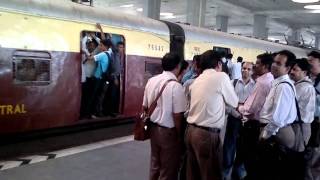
[0,0,311,135]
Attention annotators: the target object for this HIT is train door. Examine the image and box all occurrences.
[79,30,126,119]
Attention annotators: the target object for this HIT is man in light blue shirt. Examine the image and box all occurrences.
[86,39,113,118]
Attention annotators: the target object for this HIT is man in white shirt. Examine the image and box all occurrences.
[290,58,316,145]
[186,50,238,180]
[259,50,298,179]
[143,53,187,180]
[229,56,243,80]
[223,62,255,180]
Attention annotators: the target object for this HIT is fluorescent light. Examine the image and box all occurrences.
[120,4,134,8]
[311,9,320,12]
[162,15,176,19]
[292,0,319,3]
[305,4,320,9]
[160,12,173,16]
[136,8,143,12]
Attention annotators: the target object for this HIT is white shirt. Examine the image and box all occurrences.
[81,35,100,82]
[233,78,255,103]
[260,74,297,136]
[228,78,255,118]
[143,71,187,128]
[295,77,316,123]
[230,62,242,80]
[187,69,239,129]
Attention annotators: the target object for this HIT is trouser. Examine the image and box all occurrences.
[86,78,106,116]
[80,77,95,117]
[305,117,320,180]
[256,138,306,180]
[240,120,262,180]
[223,115,246,180]
[185,125,222,180]
[103,76,120,115]
[149,123,182,180]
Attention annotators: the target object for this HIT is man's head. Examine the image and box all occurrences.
[290,58,310,82]
[255,53,273,76]
[99,39,113,51]
[271,50,296,78]
[162,52,183,77]
[87,40,97,53]
[308,51,320,76]
[200,50,222,72]
[117,41,125,54]
[237,56,243,63]
[242,62,253,80]
[22,59,35,69]
[226,53,233,60]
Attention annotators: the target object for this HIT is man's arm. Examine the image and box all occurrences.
[96,23,105,40]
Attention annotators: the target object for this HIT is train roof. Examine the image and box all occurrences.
[180,24,309,58]
[0,0,169,36]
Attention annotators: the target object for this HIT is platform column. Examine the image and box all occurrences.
[186,0,207,27]
[143,0,161,20]
[216,15,228,32]
[253,14,268,39]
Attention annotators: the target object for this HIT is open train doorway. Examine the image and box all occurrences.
[79,29,126,119]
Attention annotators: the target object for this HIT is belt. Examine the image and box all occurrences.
[150,121,173,129]
[189,124,220,133]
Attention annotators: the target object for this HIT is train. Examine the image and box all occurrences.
[0,0,312,135]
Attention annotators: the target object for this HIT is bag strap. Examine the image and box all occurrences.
[147,79,177,117]
[279,81,302,123]
[279,81,306,147]
[233,79,239,88]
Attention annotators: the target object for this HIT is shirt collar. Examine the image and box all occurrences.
[257,72,273,81]
[162,71,178,80]
[239,78,255,85]
[295,76,312,84]
[272,74,291,86]
[203,69,216,74]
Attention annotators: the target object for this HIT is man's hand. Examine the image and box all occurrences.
[96,23,102,30]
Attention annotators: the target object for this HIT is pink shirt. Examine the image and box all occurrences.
[239,72,274,121]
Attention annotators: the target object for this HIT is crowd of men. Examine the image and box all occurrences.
[80,23,125,119]
[142,49,320,180]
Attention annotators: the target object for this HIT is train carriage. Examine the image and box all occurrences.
[0,0,311,135]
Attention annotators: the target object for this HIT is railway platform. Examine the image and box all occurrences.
[0,136,149,180]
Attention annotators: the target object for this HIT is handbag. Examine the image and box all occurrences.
[133,79,177,141]
[275,82,307,152]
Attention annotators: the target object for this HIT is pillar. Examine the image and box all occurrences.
[216,15,228,32]
[143,0,161,20]
[186,0,207,27]
[315,35,320,50]
[288,27,302,43]
[253,15,268,39]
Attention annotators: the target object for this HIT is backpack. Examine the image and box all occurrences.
[100,51,115,81]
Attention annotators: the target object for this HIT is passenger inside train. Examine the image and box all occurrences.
[80,23,125,119]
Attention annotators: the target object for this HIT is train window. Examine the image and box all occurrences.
[12,51,51,86]
[144,62,162,85]
[213,46,230,55]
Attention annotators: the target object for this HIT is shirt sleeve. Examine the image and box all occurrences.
[142,81,150,108]
[81,36,90,57]
[94,52,104,62]
[239,81,268,116]
[264,84,296,135]
[221,74,239,108]
[172,83,187,113]
[299,86,316,123]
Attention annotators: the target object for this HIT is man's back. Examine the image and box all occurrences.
[187,69,238,128]
[143,71,186,128]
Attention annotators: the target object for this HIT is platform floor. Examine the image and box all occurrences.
[0,140,150,180]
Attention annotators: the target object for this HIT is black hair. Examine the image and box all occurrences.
[257,53,273,71]
[226,53,233,59]
[162,53,181,71]
[277,50,296,68]
[101,39,113,48]
[117,41,125,46]
[293,58,311,76]
[200,50,222,71]
[194,55,201,69]
[237,56,243,63]
[308,51,320,60]
[179,60,189,75]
